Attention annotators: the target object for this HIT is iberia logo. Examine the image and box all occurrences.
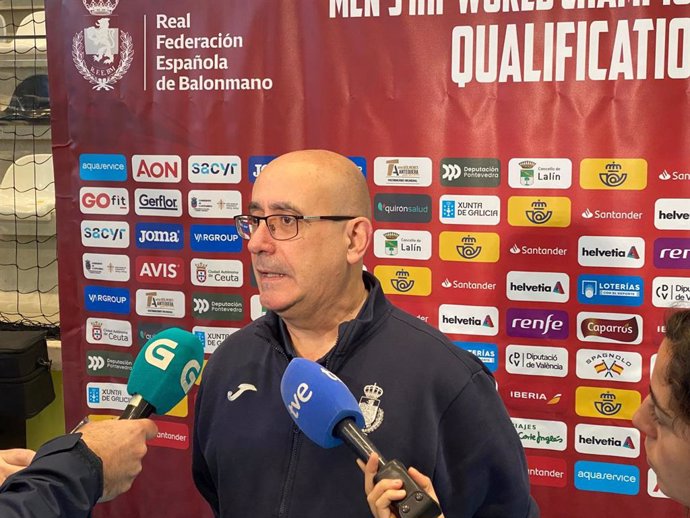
[439,232,499,263]
[373,265,431,296]
[580,159,647,190]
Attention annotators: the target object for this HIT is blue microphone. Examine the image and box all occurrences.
[280,358,441,518]
[120,327,204,419]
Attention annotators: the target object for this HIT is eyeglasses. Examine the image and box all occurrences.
[234,214,357,241]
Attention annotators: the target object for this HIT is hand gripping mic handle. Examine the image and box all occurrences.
[119,394,155,420]
[374,459,442,518]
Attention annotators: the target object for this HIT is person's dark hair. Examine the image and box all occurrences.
[664,309,690,426]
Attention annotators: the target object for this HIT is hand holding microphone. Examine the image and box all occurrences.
[280,358,442,518]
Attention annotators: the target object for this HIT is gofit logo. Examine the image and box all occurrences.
[439,232,499,263]
[506,271,569,303]
[654,237,690,269]
[135,289,185,318]
[439,195,500,225]
[505,344,568,378]
[374,194,432,223]
[86,382,130,410]
[527,456,567,488]
[132,155,181,183]
[577,312,643,345]
[188,155,241,184]
[79,187,129,215]
[86,350,133,378]
[501,383,564,413]
[148,420,190,450]
[439,158,500,187]
[508,158,572,189]
[192,292,243,321]
[455,342,498,372]
[135,256,183,285]
[580,158,647,190]
[574,461,640,495]
[655,199,690,230]
[578,236,645,268]
[578,274,643,307]
[81,221,129,249]
[576,349,642,383]
[652,276,690,307]
[188,190,241,219]
[190,258,242,287]
[86,317,132,347]
[438,305,498,336]
[512,418,567,451]
[134,189,182,217]
[135,223,183,250]
[84,286,130,315]
[575,387,641,420]
[190,225,242,252]
[373,266,431,296]
[79,154,127,182]
[248,155,276,183]
[508,197,571,227]
[574,424,640,458]
[82,253,130,282]
[373,229,431,260]
[374,157,432,187]
[506,309,569,340]
[193,326,240,354]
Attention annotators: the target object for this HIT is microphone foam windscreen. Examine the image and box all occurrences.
[280,358,364,448]
[127,327,204,414]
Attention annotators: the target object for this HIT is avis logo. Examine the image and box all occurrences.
[390,269,414,292]
[595,392,622,416]
[457,235,481,259]
[87,355,105,370]
[525,200,552,225]
[600,162,627,187]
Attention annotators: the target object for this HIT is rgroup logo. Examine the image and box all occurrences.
[81,221,129,249]
[438,305,498,336]
[574,424,640,458]
[574,461,640,495]
[374,194,432,223]
[439,195,500,226]
[439,232,499,263]
[455,342,498,372]
[248,155,276,182]
[527,456,567,488]
[134,189,182,217]
[79,154,127,182]
[652,276,690,307]
[576,349,642,383]
[135,256,183,285]
[132,155,181,183]
[84,286,130,315]
[190,225,242,252]
[505,344,568,377]
[135,289,185,318]
[192,326,240,354]
[373,266,431,296]
[83,253,130,282]
[191,258,242,287]
[506,271,569,303]
[135,223,183,250]
[578,236,645,269]
[654,199,690,230]
[188,155,241,184]
[575,386,641,420]
[507,197,571,227]
[188,190,242,219]
[577,312,643,345]
[439,158,500,188]
[654,237,690,269]
[580,158,647,190]
[86,317,132,347]
[577,274,643,307]
[373,157,432,187]
[506,309,569,340]
[512,417,567,451]
[508,158,572,189]
[373,229,432,260]
[79,187,129,215]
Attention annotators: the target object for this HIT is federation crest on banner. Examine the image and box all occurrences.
[72,0,133,91]
[359,383,384,433]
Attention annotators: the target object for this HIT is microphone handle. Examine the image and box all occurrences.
[119,393,156,419]
[335,418,387,466]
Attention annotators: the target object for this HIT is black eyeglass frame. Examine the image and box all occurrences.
[234,214,357,241]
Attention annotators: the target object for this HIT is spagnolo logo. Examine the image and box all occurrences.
[72,0,133,91]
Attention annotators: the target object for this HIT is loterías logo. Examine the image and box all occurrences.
[72,0,133,90]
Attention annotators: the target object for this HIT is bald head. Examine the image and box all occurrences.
[256,150,371,218]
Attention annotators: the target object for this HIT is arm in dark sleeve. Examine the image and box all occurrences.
[0,434,103,518]
[434,369,540,518]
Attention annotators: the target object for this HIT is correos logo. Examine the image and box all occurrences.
[580,158,647,191]
[507,197,571,228]
[439,232,499,263]
[578,236,645,268]
[373,265,431,296]
[574,461,640,495]
[575,386,641,420]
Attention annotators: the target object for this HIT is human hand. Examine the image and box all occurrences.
[78,418,158,501]
[0,448,35,484]
[357,452,444,518]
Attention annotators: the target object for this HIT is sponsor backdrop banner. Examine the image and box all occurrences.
[45,1,689,517]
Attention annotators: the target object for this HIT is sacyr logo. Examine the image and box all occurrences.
[81,220,129,249]
[373,265,431,296]
[188,155,241,184]
[576,312,642,345]
[575,386,641,420]
[507,197,571,227]
[580,158,647,190]
[439,232,499,263]
[574,461,639,495]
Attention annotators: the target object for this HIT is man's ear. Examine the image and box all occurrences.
[345,217,373,264]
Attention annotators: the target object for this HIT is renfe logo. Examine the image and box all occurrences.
[654,238,690,269]
[506,309,569,340]
[132,155,181,183]
[574,461,639,495]
[135,256,183,285]
[135,223,183,250]
[576,312,643,345]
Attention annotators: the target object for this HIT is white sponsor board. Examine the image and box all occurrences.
[574,423,640,458]
[188,190,242,218]
[374,157,432,187]
[81,220,129,249]
[512,418,567,451]
[86,382,130,410]
[188,155,242,184]
[652,276,690,308]
[373,229,432,260]
[505,344,568,377]
[86,317,132,347]
[508,158,572,189]
[438,305,498,336]
[135,289,185,318]
[576,349,642,383]
[82,253,130,282]
[506,271,569,303]
[192,326,241,354]
[578,236,645,268]
[191,258,243,287]
[655,198,690,230]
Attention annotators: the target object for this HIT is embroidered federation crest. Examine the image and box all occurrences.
[359,383,384,433]
[72,0,133,91]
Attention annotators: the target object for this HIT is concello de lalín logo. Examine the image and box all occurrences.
[73,0,133,91]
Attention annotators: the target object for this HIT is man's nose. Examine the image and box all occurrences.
[247,219,275,253]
